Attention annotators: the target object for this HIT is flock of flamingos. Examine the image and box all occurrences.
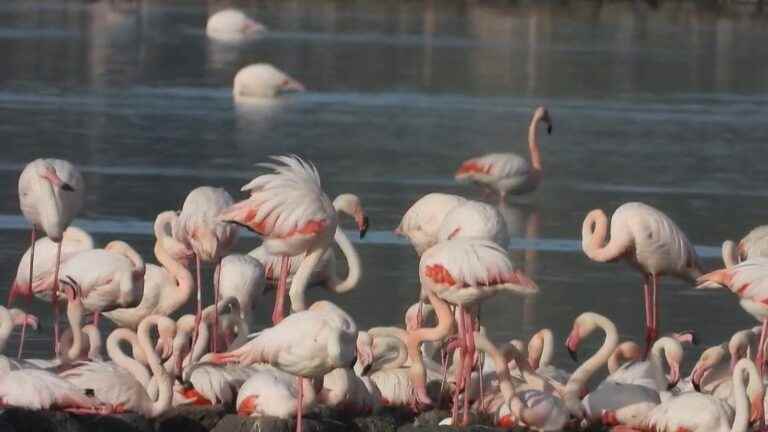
[4,8,768,432]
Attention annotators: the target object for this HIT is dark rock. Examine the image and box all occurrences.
[350,415,397,432]
[0,408,83,432]
[0,418,15,432]
[212,414,347,432]
[371,406,415,426]
[155,406,226,432]
[412,410,450,428]
[78,413,153,432]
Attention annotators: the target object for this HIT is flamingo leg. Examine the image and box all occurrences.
[416,300,423,328]
[462,308,476,425]
[272,256,289,325]
[213,258,222,353]
[192,253,202,347]
[52,240,63,356]
[451,306,466,424]
[756,318,768,377]
[92,312,100,328]
[642,274,652,359]
[649,274,660,357]
[295,376,303,432]
[16,226,36,359]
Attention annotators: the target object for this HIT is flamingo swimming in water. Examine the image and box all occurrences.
[218,155,337,325]
[248,193,368,295]
[233,64,305,101]
[211,301,373,432]
[722,225,768,268]
[16,158,84,355]
[206,8,266,42]
[418,238,538,424]
[455,106,552,202]
[581,202,703,355]
[174,186,238,351]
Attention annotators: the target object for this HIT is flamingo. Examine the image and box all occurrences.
[581,202,703,354]
[59,324,103,362]
[236,365,317,418]
[248,193,368,295]
[60,316,175,417]
[697,258,768,374]
[214,254,264,327]
[436,199,510,248]
[0,307,38,357]
[206,8,266,42]
[17,158,84,355]
[218,155,337,325]
[233,64,305,100]
[722,225,768,268]
[318,367,381,415]
[608,341,643,374]
[418,238,538,424]
[455,106,552,202]
[395,193,466,255]
[643,359,763,432]
[104,211,194,329]
[526,329,572,386]
[174,186,238,351]
[0,368,111,413]
[605,336,685,394]
[689,337,760,406]
[564,312,660,429]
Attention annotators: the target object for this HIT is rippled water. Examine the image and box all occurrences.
[1,0,768,369]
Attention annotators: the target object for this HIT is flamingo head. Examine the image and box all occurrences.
[37,162,74,191]
[534,106,553,135]
[565,314,600,362]
[333,194,369,239]
[8,309,38,331]
[691,346,725,391]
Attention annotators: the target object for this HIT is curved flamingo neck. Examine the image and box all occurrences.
[581,210,629,263]
[529,329,554,369]
[473,331,515,401]
[731,359,759,432]
[722,240,739,269]
[105,240,145,276]
[330,228,361,293]
[106,328,151,387]
[406,291,453,404]
[527,113,543,172]
[64,297,84,363]
[0,308,14,354]
[82,324,103,360]
[289,243,329,313]
[137,316,173,417]
[564,314,619,417]
[607,341,641,374]
[154,241,193,312]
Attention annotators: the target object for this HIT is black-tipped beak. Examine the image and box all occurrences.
[547,124,553,135]
[693,379,701,392]
[568,348,578,362]
[349,355,357,370]
[361,363,372,376]
[61,183,74,192]
[667,380,679,390]
[359,216,370,239]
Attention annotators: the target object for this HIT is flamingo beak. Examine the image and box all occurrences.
[565,327,580,362]
[546,124,552,135]
[42,167,74,191]
[356,212,369,239]
[666,361,680,389]
[691,365,705,392]
[280,78,305,93]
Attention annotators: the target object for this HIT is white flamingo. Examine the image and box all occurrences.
[233,64,305,100]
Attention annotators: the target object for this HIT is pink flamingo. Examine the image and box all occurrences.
[211,301,373,432]
[9,226,93,357]
[581,202,702,355]
[236,365,317,418]
[174,186,238,351]
[104,212,194,329]
[16,158,84,355]
[395,193,466,255]
[697,258,768,374]
[722,225,768,268]
[218,155,337,325]
[455,106,552,202]
[436,199,509,247]
[418,238,538,425]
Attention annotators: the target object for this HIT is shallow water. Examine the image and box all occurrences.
[1,0,768,371]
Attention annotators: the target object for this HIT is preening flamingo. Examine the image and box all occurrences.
[605,336,685,393]
[455,106,552,202]
[215,254,264,327]
[0,306,38,356]
[211,301,373,432]
[233,64,305,100]
[722,225,768,268]
[436,199,510,248]
[249,193,368,295]
[697,258,768,374]
[174,186,238,351]
[104,211,194,329]
[319,367,381,415]
[418,240,537,425]
[581,202,702,354]
[395,193,466,255]
[218,155,337,325]
[236,365,317,418]
[206,8,266,42]
[17,158,84,354]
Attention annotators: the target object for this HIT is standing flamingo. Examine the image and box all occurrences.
[419,238,538,424]
[455,106,552,202]
[174,186,238,351]
[248,193,368,295]
[697,258,768,374]
[395,193,466,255]
[17,158,84,354]
[722,226,768,268]
[218,155,337,325]
[211,301,373,432]
[581,202,702,355]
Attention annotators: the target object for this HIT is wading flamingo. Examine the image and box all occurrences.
[697,258,768,374]
[722,226,768,268]
[418,239,538,424]
[174,186,238,351]
[17,158,84,354]
[218,155,337,325]
[455,106,552,202]
[581,202,702,355]
[104,212,194,329]
[248,193,368,296]
[233,64,305,100]
[206,9,266,42]
[395,193,466,255]
[211,301,373,432]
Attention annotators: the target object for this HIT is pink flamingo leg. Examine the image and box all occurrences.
[642,275,652,358]
[272,256,289,325]
[192,254,203,347]
[451,307,466,424]
[295,376,304,432]
[462,308,476,425]
[212,258,222,353]
[756,319,768,377]
[92,312,100,328]
[648,275,660,357]
[52,240,63,356]
[16,226,36,359]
